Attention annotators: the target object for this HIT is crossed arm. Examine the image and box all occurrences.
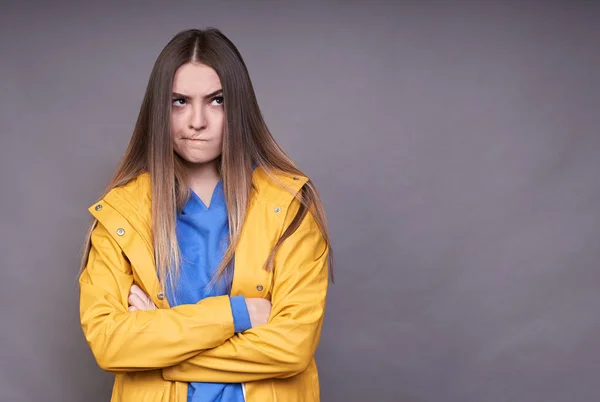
[79,201,329,381]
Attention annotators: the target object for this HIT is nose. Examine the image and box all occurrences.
[189,103,206,130]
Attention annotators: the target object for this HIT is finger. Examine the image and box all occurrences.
[130,285,152,303]
[129,284,145,298]
[127,293,137,307]
[129,293,146,310]
[128,306,138,312]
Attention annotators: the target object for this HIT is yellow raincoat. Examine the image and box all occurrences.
[79,167,329,401]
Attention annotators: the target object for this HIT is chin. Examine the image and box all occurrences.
[180,153,220,166]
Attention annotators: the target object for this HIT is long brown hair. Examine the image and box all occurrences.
[79,28,333,297]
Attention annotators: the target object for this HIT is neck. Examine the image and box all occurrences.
[184,160,220,190]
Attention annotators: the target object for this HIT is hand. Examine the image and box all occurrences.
[245,298,272,328]
[128,284,157,311]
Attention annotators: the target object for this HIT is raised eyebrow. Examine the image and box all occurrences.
[171,89,223,101]
[171,92,192,102]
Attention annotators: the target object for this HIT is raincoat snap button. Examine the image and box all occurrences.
[116,228,125,236]
[256,285,264,291]
[95,204,102,211]
[274,207,281,213]
[157,292,164,300]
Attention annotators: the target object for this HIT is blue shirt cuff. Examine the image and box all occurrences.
[230,295,252,333]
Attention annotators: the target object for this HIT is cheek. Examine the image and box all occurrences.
[214,114,225,140]
[170,114,186,156]
[170,113,184,138]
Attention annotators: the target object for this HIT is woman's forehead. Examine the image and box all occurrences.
[172,62,221,94]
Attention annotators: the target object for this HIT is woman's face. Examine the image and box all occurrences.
[170,62,225,165]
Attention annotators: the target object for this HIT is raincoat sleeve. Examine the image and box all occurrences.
[161,199,330,382]
[79,221,235,373]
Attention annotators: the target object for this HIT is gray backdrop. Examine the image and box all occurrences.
[1,1,599,401]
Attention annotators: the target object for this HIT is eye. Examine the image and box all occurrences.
[210,95,224,106]
[172,98,186,107]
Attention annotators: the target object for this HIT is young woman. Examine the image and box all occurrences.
[78,28,332,402]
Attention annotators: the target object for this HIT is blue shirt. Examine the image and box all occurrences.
[166,180,252,402]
